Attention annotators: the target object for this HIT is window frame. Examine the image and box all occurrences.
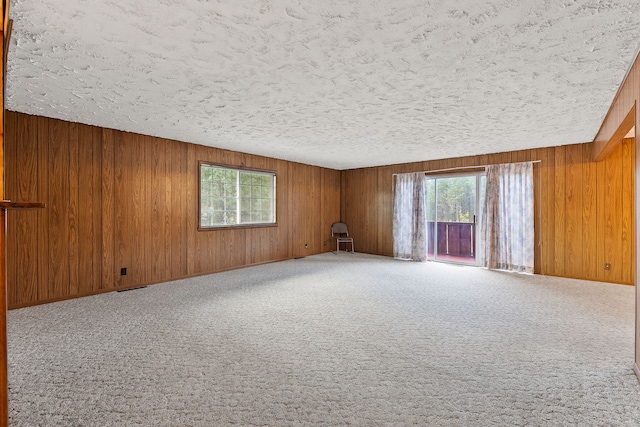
[198,161,278,231]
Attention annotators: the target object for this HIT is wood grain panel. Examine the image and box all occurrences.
[298,162,311,257]
[91,126,103,291]
[291,163,304,258]
[114,130,130,289]
[277,160,291,259]
[101,129,115,290]
[321,168,341,252]
[143,135,154,283]
[169,139,187,278]
[271,158,287,260]
[77,124,100,294]
[5,118,38,303]
[311,166,322,254]
[564,144,583,278]
[553,146,566,277]
[48,118,70,299]
[348,169,367,252]
[378,167,394,256]
[299,163,312,257]
[362,168,377,254]
[35,116,50,299]
[352,169,367,253]
[185,143,197,275]
[68,122,79,296]
[622,138,634,282]
[129,133,146,286]
[150,136,166,282]
[4,110,16,305]
[539,148,554,276]
[15,113,39,304]
[532,155,542,274]
[604,143,623,282]
[163,139,173,279]
[582,143,598,279]
[596,151,607,282]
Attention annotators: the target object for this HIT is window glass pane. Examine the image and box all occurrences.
[213,183,219,196]
[224,197,237,211]
[240,172,252,185]
[224,181,237,197]
[259,198,271,211]
[210,197,223,211]
[436,176,476,223]
[201,164,276,228]
[212,211,225,224]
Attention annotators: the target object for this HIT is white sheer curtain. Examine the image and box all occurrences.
[480,162,534,273]
[393,172,428,261]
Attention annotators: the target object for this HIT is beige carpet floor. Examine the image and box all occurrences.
[7,253,640,426]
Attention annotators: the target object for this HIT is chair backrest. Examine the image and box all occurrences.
[331,222,349,237]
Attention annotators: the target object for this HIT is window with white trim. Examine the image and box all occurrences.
[199,163,276,228]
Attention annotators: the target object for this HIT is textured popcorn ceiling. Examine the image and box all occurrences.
[6,1,640,170]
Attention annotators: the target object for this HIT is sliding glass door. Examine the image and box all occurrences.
[426,173,485,265]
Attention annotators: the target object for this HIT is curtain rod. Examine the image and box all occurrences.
[391,160,542,177]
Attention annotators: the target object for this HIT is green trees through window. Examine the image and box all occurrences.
[200,163,276,228]
[426,176,477,223]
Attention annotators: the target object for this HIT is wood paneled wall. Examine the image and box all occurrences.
[341,140,635,285]
[3,111,635,308]
[4,111,341,308]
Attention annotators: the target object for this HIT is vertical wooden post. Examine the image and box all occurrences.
[0,1,8,424]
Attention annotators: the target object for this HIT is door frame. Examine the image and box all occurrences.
[425,171,486,266]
